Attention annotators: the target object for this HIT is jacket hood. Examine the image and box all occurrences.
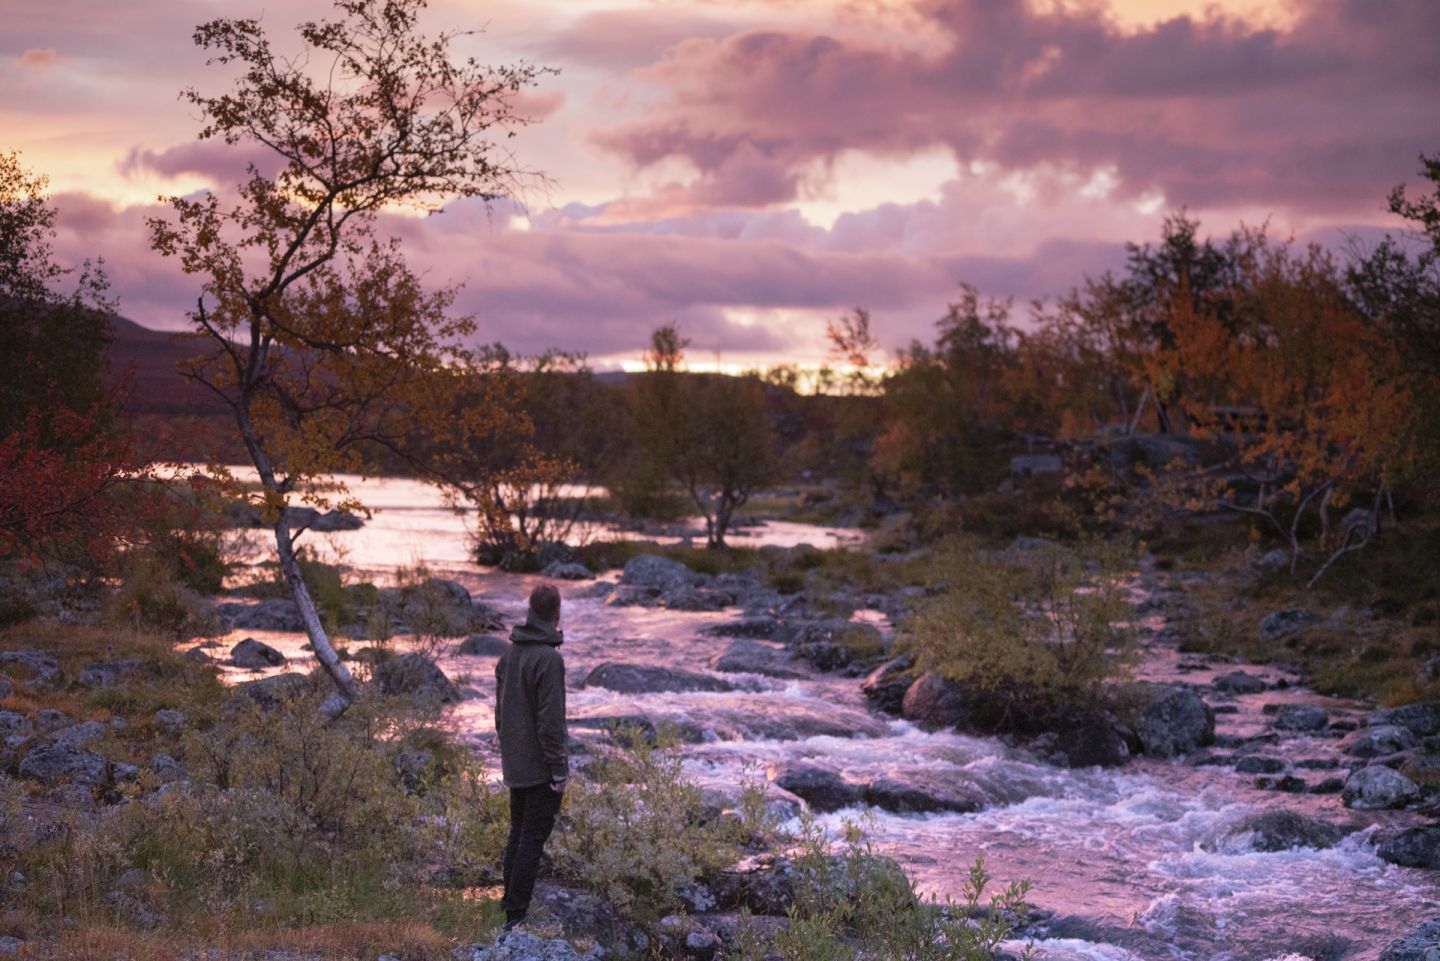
[509,609,564,647]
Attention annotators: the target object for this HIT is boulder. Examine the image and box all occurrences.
[766,763,861,812]
[900,672,971,730]
[456,634,510,657]
[1272,704,1330,732]
[621,554,699,592]
[1049,712,1132,768]
[1213,671,1266,695]
[0,711,31,736]
[1343,765,1421,810]
[862,775,984,814]
[231,637,287,670]
[0,677,10,698]
[0,649,63,689]
[1343,724,1416,758]
[35,708,71,733]
[77,658,150,690]
[1204,810,1347,853]
[372,653,461,704]
[656,915,721,961]
[1235,755,1286,774]
[228,672,315,712]
[217,599,306,633]
[309,509,364,532]
[701,619,781,640]
[707,639,808,679]
[53,720,106,747]
[794,621,886,672]
[387,578,480,636]
[1129,684,1215,758]
[605,585,662,608]
[1104,432,1204,469]
[540,561,594,581]
[581,662,735,695]
[154,709,186,737]
[149,753,185,783]
[709,852,909,918]
[663,585,731,612]
[1378,824,1440,870]
[1371,703,1440,738]
[457,930,601,961]
[1380,919,1440,961]
[1259,608,1322,642]
[18,741,108,786]
[860,655,914,715]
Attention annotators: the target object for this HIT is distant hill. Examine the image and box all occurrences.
[106,316,227,416]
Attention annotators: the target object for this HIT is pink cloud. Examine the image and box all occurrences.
[17,48,60,68]
[590,0,1439,215]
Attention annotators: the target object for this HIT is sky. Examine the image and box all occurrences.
[3,0,1437,371]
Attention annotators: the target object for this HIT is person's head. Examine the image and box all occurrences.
[529,583,562,626]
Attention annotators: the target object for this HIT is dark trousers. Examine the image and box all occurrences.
[501,782,562,920]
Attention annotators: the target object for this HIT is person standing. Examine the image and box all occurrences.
[495,583,569,930]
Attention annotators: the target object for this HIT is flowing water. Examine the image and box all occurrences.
[213,474,1439,961]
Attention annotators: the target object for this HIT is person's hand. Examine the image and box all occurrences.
[550,779,567,795]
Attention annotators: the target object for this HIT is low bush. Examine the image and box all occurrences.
[734,816,1032,961]
[899,536,1137,730]
[550,729,760,924]
[104,556,220,637]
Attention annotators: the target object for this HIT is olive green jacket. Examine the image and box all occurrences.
[495,610,569,789]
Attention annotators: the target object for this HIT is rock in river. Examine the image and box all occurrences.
[582,662,736,695]
[231,637,287,669]
[1213,671,1266,695]
[766,763,861,812]
[1129,683,1214,758]
[900,672,970,730]
[1342,765,1420,810]
[1378,825,1440,870]
[1380,919,1440,961]
[860,655,913,715]
[707,639,808,679]
[621,554,699,592]
[1272,704,1329,732]
[373,653,460,704]
[1204,810,1348,853]
[1342,724,1416,758]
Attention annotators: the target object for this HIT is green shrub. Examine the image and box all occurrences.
[750,817,1032,961]
[106,556,220,637]
[899,536,1136,729]
[551,731,752,923]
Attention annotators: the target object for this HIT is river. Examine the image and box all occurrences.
[211,473,1439,961]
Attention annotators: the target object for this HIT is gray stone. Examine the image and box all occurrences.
[1378,825,1440,870]
[900,672,972,730]
[1213,671,1267,695]
[1380,919,1440,961]
[455,634,510,657]
[18,741,108,785]
[1205,810,1347,853]
[35,708,71,733]
[1131,684,1215,758]
[0,936,23,955]
[0,711,31,737]
[310,509,364,532]
[0,677,10,698]
[794,621,885,672]
[701,618,781,640]
[216,599,306,632]
[657,915,721,961]
[154,708,186,736]
[0,649,63,689]
[1234,755,1285,774]
[113,762,141,783]
[862,775,984,814]
[707,639,808,679]
[620,554,699,592]
[77,658,149,689]
[861,655,913,715]
[581,662,735,695]
[1343,724,1416,758]
[1343,765,1421,810]
[1372,703,1440,738]
[540,561,594,581]
[373,653,460,704]
[1273,704,1330,732]
[53,720,107,747]
[663,585,731,612]
[1259,608,1322,642]
[150,753,185,783]
[1011,453,1062,477]
[767,763,861,812]
[231,637,287,669]
[1255,548,1290,572]
[228,672,315,712]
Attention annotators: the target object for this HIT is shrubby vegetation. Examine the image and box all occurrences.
[901,536,1137,730]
